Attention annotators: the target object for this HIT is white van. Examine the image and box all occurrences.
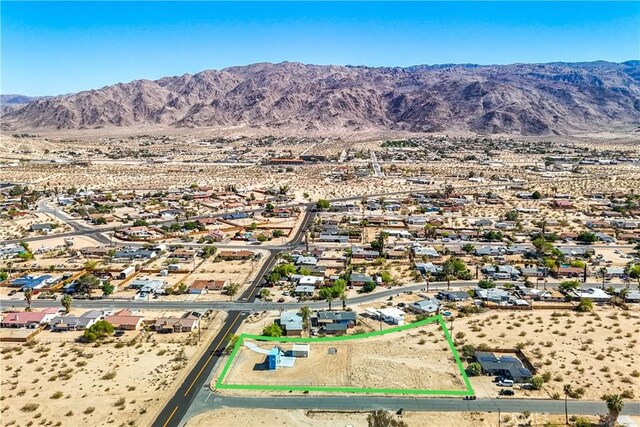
[498,379,514,387]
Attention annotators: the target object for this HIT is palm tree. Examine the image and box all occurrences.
[563,384,573,425]
[340,291,347,310]
[603,394,624,427]
[319,287,334,310]
[61,294,72,313]
[299,306,312,331]
[83,259,99,273]
[24,288,33,311]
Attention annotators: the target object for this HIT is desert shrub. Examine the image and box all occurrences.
[83,407,95,415]
[50,391,63,399]
[20,403,39,413]
[465,362,482,376]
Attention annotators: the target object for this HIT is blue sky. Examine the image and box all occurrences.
[2,1,639,96]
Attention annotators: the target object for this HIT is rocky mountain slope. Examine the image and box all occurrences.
[3,61,639,135]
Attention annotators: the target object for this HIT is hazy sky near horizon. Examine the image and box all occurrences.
[2,1,639,96]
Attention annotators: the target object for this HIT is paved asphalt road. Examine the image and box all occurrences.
[199,394,640,417]
[150,210,315,427]
[15,279,618,313]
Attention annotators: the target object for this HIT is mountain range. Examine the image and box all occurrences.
[2,61,639,135]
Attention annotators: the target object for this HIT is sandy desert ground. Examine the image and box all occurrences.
[222,322,465,392]
[455,306,640,400]
[0,310,226,427]
[185,408,606,427]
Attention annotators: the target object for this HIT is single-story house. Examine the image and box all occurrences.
[294,285,315,296]
[50,310,106,331]
[437,290,470,302]
[475,288,510,303]
[153,315,199,333]
[475,351,533,382]
[30,223,53,232]
[217,250,253,261]
[571,288,611,302]
[350,273,374,287]
[276,311,304,336]
[105,309,144,330]
[189,279,228,294]
[0,308,59,328]
[313,311,357,327]
[409,298,441,315]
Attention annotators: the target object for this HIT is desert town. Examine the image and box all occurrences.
[0,131,639,427]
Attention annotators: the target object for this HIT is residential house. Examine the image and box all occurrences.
[475,288,510,303]
[276,311,304,336]
[0,308,59,328]
[189,279,228,294]
[571,288,611,302]
[475,352,533,383]
[153,314,199,333]
[409,298,441,315]
[30,223,52,232]
[437,290,470,302]
[50,310,106,331]
[105,309,144,330]
[350,273,374,287]
[217,250,253,261]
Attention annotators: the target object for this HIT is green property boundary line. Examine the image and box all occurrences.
[215,314,474,396]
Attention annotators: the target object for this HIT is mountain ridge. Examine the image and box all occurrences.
[3,61,639,135]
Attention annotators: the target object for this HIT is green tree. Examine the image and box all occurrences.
[559,280,580,293]
[202,245,216,259]
[101,281,115,296]
[505,210,519,221]
[319,286,335,310]
[577,231,597,244]
[61,294,72,313]
[261,323,283,337]
[529,375,544,390]
[461,344,476,361]
[225,282,240,301]
[132,219,148,227]
[259,288,271,300]
[316,199,331,210]
[477,279,495,289]
[75,273,101,298]
[577,298,593,312]
[465,362,483,376]
[273,229,284,238]
[626,265,640,288]
[462,243,475,254]
[531,190,542,199]
[602,394,624,427]
[299,306,312,331]
[95,217,107,225]
[0,271,8,282]
[298,266,312,276]
[81,320,114,342]
[361,281,377,293]
[380,271,392,284]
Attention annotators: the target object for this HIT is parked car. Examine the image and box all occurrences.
[278,298,285,303]
[114,330,125,337]
[497,379,514,387]
[499,389,515,396]
[8,290,17,296]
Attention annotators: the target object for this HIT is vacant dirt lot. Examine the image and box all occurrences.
[186,408,599,427]
[0,310,225,427]
[222,322,466,392]
[454,306,640,400]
